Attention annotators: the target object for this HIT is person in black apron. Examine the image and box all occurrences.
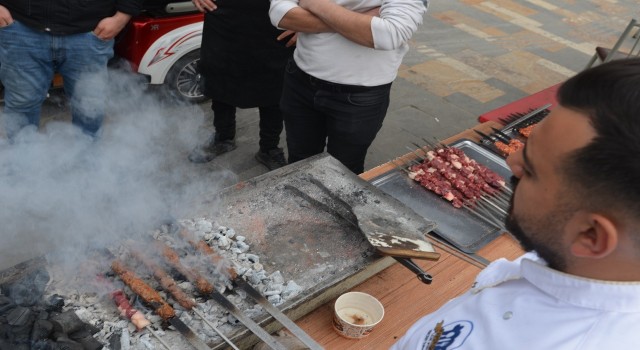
[189,0,294,170]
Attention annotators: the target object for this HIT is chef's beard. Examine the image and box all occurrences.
[505,176,569,271]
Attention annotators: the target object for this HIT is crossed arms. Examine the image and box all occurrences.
[269,0,427,49]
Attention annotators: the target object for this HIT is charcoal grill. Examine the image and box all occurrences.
[0,154,440,349]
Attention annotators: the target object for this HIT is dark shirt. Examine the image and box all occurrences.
[0,0,142,35]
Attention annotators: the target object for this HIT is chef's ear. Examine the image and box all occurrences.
[568,212,618,258]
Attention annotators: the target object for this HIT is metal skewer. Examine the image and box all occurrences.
[158,242,289,350]
[145,325,173,350]
[193,306,239,349]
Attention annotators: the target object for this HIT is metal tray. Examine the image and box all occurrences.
[369,139,512,253]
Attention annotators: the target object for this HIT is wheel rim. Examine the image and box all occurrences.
[176,58,203,99]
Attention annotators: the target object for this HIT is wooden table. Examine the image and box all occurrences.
[292,122,525,349]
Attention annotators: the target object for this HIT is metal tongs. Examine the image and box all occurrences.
[285,177,434,284]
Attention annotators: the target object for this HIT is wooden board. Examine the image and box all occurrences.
[286,122,526,348]
[292,235,523,349]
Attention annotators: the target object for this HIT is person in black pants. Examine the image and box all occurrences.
[188,0,294,170]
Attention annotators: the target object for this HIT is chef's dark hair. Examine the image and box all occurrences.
[557,58,640,222]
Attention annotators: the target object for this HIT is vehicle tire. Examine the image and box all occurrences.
[165,49,209,104]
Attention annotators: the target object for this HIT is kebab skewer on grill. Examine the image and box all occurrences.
[178,230,324,350]
[407,144,507,206]
[517,123,536,138]
[474,129,524,156]
[128,248,239,350]
[410,139,511,230]
[110,260,212,350]
[403,143,509,231]
[498,105,551,125]
[111,290,172,350]
[157,242,290,350]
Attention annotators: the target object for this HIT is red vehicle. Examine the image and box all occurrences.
[115,1,207,103]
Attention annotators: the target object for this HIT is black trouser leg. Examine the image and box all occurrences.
[279,60,391,174]
[257,104,283,152]
[280,63,327,164]
[211,100,236,141]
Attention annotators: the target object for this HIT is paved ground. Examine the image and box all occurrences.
[170,0,639,180]
[16,0,640,180]
[1,0,639,269]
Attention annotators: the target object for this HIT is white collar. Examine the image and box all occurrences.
[521,256,640,312]
[471,252,640,312]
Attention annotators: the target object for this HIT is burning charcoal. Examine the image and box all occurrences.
[108,331,122,350]
[235,235,245,242]
[235,289,247,300]
[269,271,285,285]
[50,311,85,335]
[55,338,84,350]
[0,295,15,314]
[264,284,283,296]
[72,308,94,327]
[45,294,65,313]
[217,236,231,249]
[138,333,154,349]
[74,334,103,350]
[30,319,53,342]
[226,314,240,325]
[282,281,302,299]
[120,328,131,350]
[235,241,250,253]
[196,220,213,233]
[69,323,100,340]
[244,307,262,319]
[224,228,236,239]
[264,289,282,297]
[31,339,55,350]
[147,314,161,324]
[7,306,32,326]
[248,272,262,285]
[245,254,259,263]
[267,295,282,305]
[36,310,49,321]
[3,269,50,307]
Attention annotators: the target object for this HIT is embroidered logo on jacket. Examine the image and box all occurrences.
[422,320,473,350]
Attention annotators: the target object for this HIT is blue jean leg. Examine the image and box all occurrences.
[58,31,114,136]
[0,21,55,138]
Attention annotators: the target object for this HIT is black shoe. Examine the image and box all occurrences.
[188,134,237,163]
[255,148,287,170]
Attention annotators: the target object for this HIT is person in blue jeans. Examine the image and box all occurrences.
[0,1,142,139]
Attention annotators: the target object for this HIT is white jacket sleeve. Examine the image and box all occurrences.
[269,0,299,28]
[371,0,428,50]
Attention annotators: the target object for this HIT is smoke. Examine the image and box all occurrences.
[0,70,234,271]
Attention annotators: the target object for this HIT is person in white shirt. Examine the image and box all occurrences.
[269,0,427,174]
[392,58,640,349]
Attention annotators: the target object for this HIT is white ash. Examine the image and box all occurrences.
[38,217,304,349]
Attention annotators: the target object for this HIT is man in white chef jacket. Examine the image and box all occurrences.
[392,58,640,349]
